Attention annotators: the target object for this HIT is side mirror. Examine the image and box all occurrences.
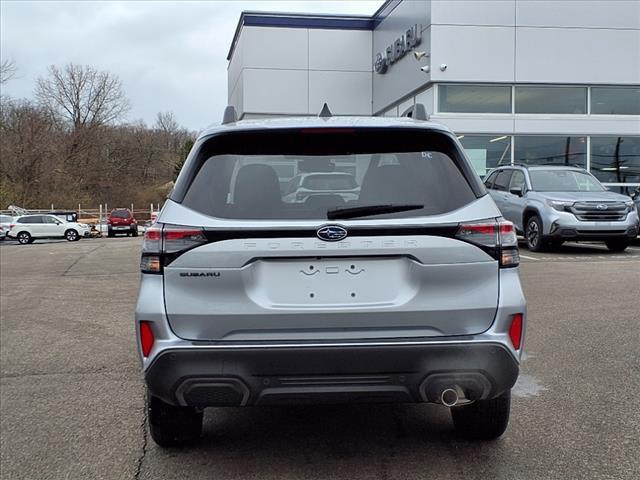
[509,187,523,197]
[55,221,61,225]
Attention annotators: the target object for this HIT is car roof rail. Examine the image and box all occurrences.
[222,106,237,124]
[511,163,586,169]
[400,103,429,121]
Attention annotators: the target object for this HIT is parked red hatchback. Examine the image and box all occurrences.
[107,209,138,237]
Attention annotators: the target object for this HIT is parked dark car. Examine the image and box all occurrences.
[107,209,138,237]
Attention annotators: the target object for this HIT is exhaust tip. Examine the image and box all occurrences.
[441,388,459,407]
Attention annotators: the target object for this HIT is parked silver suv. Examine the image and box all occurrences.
[135,107,527,446]
[484,165,639,252]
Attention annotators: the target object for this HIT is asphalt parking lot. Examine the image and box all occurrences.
[1,237,639,479]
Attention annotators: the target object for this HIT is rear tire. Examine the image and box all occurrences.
[147,392,203,447]
[107,228,114,238]
[605,238,629,252]
[525,215,546,252]
[132,228,139,237]
[451,390,511,440]
[17,232,32,245]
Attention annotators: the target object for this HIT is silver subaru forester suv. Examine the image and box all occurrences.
[135,106,527,446]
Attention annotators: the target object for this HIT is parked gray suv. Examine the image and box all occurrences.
[484,165,639,252]
[135,108,527,446]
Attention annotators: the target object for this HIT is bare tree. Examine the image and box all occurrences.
[35,63,130,130]
[0,58,17,84]
[155,111,178,134]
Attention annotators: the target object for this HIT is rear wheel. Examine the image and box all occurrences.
[147,392,203,447]
[17,232,32,245]
[451,390,511,440]
[132,228,139,237]
[605,238,629,252]
[65,229,79,242]
[525,215,545,252]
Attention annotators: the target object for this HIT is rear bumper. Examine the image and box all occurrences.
[145,342,519,407]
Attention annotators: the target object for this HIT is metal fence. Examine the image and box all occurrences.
[1,203,162,224]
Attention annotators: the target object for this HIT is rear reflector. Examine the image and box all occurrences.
[509,314,523,350]
[139,322,154,357]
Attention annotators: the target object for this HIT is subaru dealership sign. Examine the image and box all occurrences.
[374,24,422,74]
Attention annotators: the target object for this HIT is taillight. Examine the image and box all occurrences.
[140,224,207,274]
[9,224,15,229]
[139,321,154,357]
[509,313,523,350]
[163,225,207,254]
[455,219,519,268]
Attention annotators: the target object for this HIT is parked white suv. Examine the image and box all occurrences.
[8,214,90,244]
[0,214,15,240]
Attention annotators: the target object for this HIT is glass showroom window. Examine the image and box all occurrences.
[439,85,511,113]
[515,86,587,114]
[591,87,640,115]
[590,136,640,195]
[514,136,587,167]
[458,135,512,176]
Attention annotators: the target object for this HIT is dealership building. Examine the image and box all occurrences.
[226,0,640,194]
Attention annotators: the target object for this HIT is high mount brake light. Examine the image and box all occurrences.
[300,128,356,134]
[455,219,520,268]
[140,224,207,274]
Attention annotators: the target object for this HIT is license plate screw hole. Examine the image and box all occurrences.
[351,292,356,298]
[350,265,355,269]
[309,293,315,298]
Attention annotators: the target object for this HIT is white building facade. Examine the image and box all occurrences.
[227,0,640,194]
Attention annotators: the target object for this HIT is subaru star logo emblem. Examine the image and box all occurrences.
[317,225,348,242]
[596,204,608,210]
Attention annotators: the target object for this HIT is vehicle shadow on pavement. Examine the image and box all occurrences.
[142,403,514,479]
[517,240,634,255]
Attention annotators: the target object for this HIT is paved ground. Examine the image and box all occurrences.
[1,237,639,480]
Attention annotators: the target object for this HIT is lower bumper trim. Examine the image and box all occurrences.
[145,342,519,407]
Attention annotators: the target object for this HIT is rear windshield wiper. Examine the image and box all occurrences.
[326,204,424,220]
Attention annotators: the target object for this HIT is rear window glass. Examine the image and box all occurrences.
[176,129,481,220]
[110,210,130,218]
[0,215,12,222]
[18,216,42,224]
[301,174,357,191]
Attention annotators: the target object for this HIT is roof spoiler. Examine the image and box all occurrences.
[400,103,428,121]
[222,106,237,124]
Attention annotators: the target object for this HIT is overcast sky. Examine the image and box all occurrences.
[1,1,381,131]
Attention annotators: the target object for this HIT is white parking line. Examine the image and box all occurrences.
[519,254,539,260]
